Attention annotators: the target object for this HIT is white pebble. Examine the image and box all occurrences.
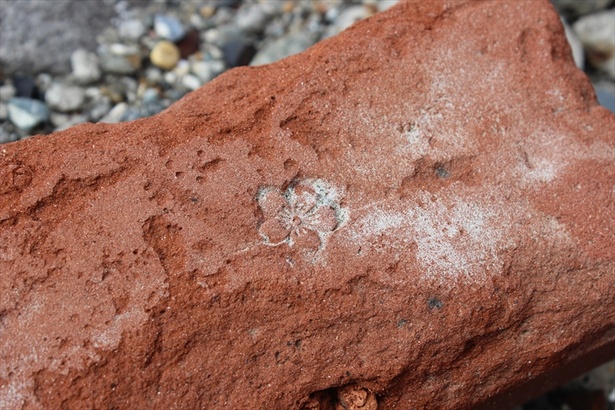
[100,102,127,123]
[45,83,86,112]
[71,49,102,84]
[0,83,16,102]
[118,19,146,41]
[182,74,202,91]
[155,14,185,42]
[574,10,615,78]
[561,18,584,69]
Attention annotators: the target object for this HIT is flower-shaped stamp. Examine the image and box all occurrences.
[256,178,348,254]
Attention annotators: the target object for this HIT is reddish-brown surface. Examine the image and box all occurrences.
[1,1,614,409]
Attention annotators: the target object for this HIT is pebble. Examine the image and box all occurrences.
[552,0,612,19]
[45,83,86,112]
[12,75,39,98]
[251,29,317,66]
[1,0,612,147]
[594,81,615,113]
[573,10,615,79]
[154,14,185,42]
[7,97,49,130]
[235,4,269,33]
[150,40,181,70]
[144,66,164,84]
[203,24,243,49]
[561,19,584,69]
[89,98,112,122]
[99,43,142,74]
[141,88,160,104]
[0,103,8,121]
[0,83,16,101]
[71,49,102,84]
[50,112,88,130]
[222,39,256,68]
[35,73,53,94]
[118,18,146,41]
[324,5,374,39]
[181,74,202,91]
[173,59,191,77]
[190,59,225,83]
[99,102,128,123]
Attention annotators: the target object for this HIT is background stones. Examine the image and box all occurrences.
[0,0,613,139]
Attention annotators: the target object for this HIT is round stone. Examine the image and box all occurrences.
[71,49,101,84]
[181,74,202,91]
[45,82,86,112]
[561,19,584,69]
[154,14,185,42]
[118,18,146,41]
[573,10,615,79]
[7,97,49,130]
[98,44,141,74]
[150,41,181,70]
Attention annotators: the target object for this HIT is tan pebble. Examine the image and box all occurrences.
[282,1,295,13]
[150,41,180,71]
[200,5,215,18]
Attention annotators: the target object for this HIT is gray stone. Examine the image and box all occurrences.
[35,73,53,94]
[71,49,102,84]
[52,113,88,131]
[0,0,117,75]
[45,83,86,112]
[323,5,374,39]
[99,43,142,75]
[594,81,615,113]
[181,74,202,91]
[561,19,584,69]
[551,0,612,19]
[89,98,112,122]
[144,67,164,84]
[99,102,128,123]
[0,123,22,144]
[118,18,146,41]
[141,88,160,105]
[0,84,16,102]
[154,14,185,42]
[0,102,8,121]
[251,29,318,66]
[7,97,49,130]
[190,59,226,83]
[203,24,243,48]
[235,4,269,33]
[573,10,615,79]
[376,0,400,12]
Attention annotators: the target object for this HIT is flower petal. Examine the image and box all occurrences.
[291,183,318,214]
[259,218,291,244]
[306,206,338,232]
[257,188,288,219]
[290,227,321,252]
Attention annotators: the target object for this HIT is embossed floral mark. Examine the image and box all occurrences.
[256,179,347,253]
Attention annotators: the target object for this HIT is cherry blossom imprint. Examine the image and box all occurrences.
[256,178,348,255]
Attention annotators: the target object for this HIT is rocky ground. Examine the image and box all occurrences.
[0,0,613,408]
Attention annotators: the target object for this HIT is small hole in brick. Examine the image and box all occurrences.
[428,297,443,310]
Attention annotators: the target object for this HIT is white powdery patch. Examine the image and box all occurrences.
[516,129,615,187]
[347,191,514,280]
[90,309,148,350]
